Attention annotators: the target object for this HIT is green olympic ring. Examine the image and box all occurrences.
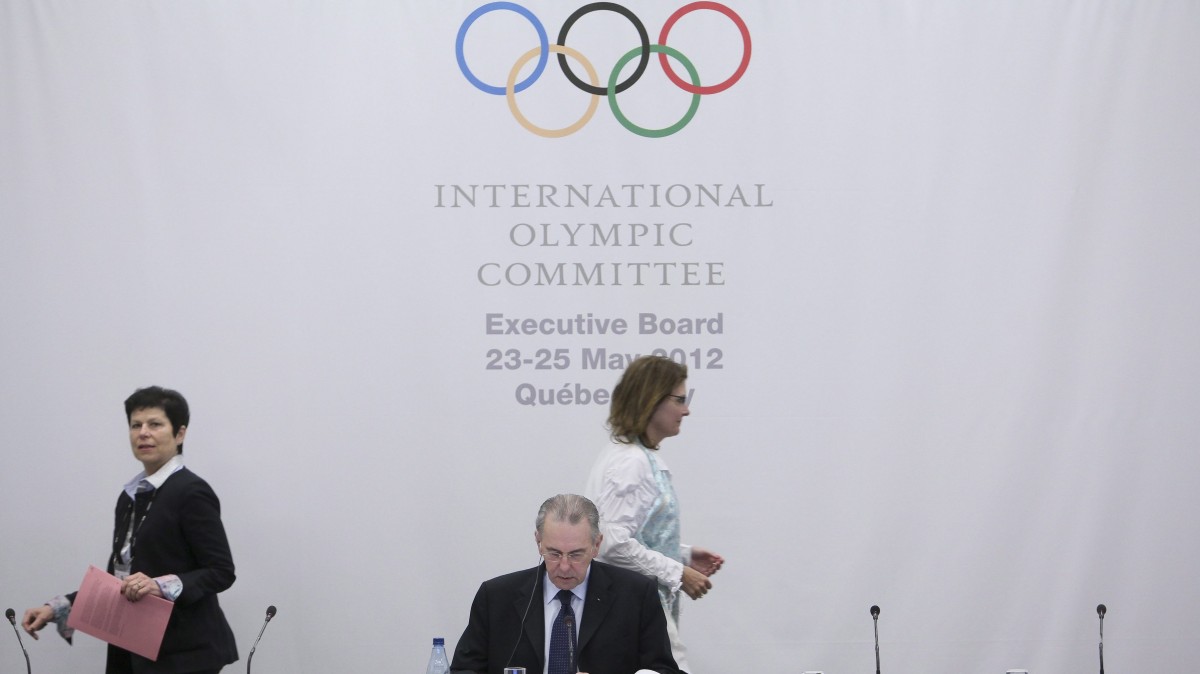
[607,44,701,138]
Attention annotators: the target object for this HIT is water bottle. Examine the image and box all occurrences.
[426,637,450,674]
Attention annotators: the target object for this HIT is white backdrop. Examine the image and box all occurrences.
[2,1,1198,672]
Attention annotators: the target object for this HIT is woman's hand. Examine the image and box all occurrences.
[21,605,53,639]
[689,547,725,576]
[121,573,163,602]
[681,565,713,600]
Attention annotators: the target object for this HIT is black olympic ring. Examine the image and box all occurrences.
[556,2,650,96]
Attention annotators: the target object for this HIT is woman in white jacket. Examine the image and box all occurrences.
[585,355,725,672]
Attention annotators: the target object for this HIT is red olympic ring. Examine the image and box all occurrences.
[657,2,752,95]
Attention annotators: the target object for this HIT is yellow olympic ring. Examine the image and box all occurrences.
[506,44,600,139]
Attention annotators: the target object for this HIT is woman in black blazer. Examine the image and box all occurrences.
[23,386,238,673]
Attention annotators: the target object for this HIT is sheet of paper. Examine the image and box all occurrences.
[66,565,174,661]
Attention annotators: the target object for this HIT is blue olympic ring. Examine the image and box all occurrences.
[456,2,549,95]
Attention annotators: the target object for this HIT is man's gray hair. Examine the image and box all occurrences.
[535,494,601,543]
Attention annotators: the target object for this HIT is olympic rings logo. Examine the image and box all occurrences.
[456,2,751,138]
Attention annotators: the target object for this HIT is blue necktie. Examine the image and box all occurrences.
[548,589,576,674]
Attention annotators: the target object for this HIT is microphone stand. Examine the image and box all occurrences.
[1097,604,1106,674]
[870,605,881,674]
[566,613,578,673]
[6,609,32,674]
[247,605,277,674]
[873,617,881,674]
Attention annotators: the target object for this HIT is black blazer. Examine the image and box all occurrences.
[451,560,683,674]
[94,467,239,673]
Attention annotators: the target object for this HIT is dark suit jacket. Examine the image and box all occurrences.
[450,560,683,674]
[86,467,239,673]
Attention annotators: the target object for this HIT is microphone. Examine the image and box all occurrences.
[246,605,277,674]
[504,559,544,670]
[870,605,881,674]
[1097,604,1106,674]
[565,613,577,673]
[6,608,32,674]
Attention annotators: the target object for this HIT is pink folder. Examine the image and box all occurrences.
[66,565,174,661]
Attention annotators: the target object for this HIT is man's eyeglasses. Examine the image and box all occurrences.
[542,550,588,564]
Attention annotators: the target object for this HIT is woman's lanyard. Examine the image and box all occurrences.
[113,486,157,577]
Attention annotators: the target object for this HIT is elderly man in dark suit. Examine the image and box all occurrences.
[451,494,684,674]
